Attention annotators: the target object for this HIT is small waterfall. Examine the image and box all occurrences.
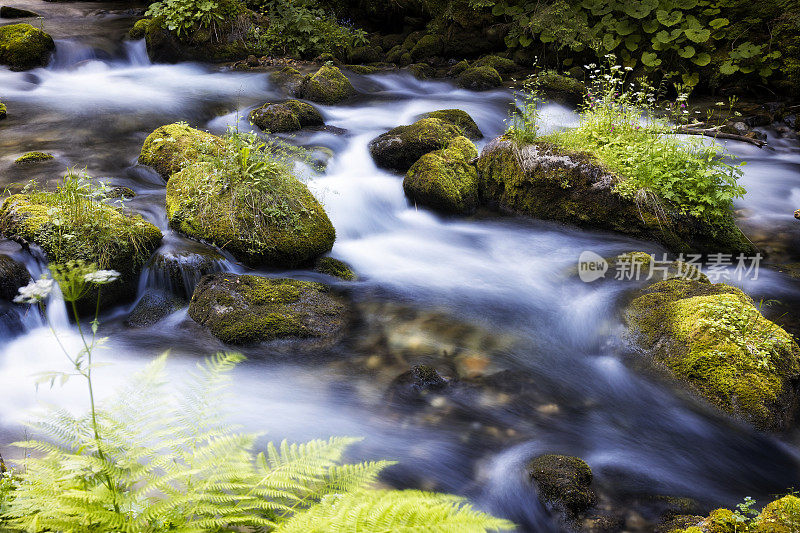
[49,39,101,70]
[140,248,234,301]
[123,40,151,67]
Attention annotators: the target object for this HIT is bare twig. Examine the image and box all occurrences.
[672,127,768,148]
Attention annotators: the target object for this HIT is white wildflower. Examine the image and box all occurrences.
[14,278,54,304]
[84,269,121,285]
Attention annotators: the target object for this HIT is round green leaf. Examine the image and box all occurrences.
[759,67,773,78]
[642,51,662,67]
[615,19,636,36]
[603,33,621,50]
[625,34,641,51]
[682,72,700,86]
[691,52,711,66]
[656,9,683,27]
[678,45,696,58]
[642,19,660,33]
[719,61,739,75]
[684,28,711,43]
[623,0,657,18]
[709,17,729,29]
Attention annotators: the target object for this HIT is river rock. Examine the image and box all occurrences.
[0,254,30,301]
[249,100,323,133]
[188,273,349,345]
[476,138,756,254]
[142,16,249,63]
[163,130,335,268]
[125,289,184,328]
[295,65,355,104]
[0,101,6,119]
[404,135,479,214]
[386,364,449,405]
[473,54,517,74]
[457,66,502,91]
[418,109,483,139]
[0,193,162,312]
[625,277,800,430]
[534,71,586,105]
[0,23,54,70]
[313,256,356,280]
[368,117,461,172]
[139,123,222,180]
[128,18,150,40]
[0,6,40,18]
[528,454,596,516]
[271,66,306,94]
[14,151,53,164]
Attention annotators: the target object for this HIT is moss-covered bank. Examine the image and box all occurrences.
[670,494,800,532]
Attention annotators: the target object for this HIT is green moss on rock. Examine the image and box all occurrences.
[0,193,162,311]
[188,273,349,345]
[528,454,596,516]
[297,65,355,104]
[313,256,356,280]
[0,254,30,301]
[408,62,434,79]
[447,60,470,77]
[14,151,53,164]
[476,137,756,254]
[129,18,151,40]
[0,6,40,18]
[410,34,444,60]
[165,139,335,268]
[0,23,54,70]
[673,495,800,533]
[271,66,305,94]
[404,136,479,214]
[249,100,323,133]
[626,278,800,430]
[419,109,482,139]
[473,54,517,74]
[0,101,6,119]
[138,123,222,180]
[368,117,462,172]
[457,66,502,91]
[535,71,587,104]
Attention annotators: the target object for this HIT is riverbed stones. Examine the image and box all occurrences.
[625,278,800,430]
[476,137,756,254]
[295,65,355,104]
[0,23,54,70]
[0,254,30,301]
[139,123,222,180]
[418,109,482,139]
[249,100,324,133]
[457,66,503,91]
[528,454,596,516]
[0,6,40,18]
[0,193,162,311]
[368,117,461,172]
[188,273,349,345]
[404,135,479,214]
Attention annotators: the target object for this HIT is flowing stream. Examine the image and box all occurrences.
[2,2,800,531]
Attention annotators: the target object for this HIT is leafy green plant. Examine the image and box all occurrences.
[2,262,514,532]
[539,59,746,221]
[146,0,243,39]
[247,0,366,58]
[506,78,544,144]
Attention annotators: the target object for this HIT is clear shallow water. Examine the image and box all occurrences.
[2,5,800,531]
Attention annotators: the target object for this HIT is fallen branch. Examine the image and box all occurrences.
[672,127,768,148]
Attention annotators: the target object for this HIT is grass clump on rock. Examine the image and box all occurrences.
[163,127,335,267]
[0,170,162,311]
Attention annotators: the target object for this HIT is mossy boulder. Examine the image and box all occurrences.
[0,254,30,301]
[0,101,6,119]
[457,66,502,91]
[0,23,54,70]
[166,159,335,269]
[410,34,444,60]
[138,123,222,180]
[528,454,596,516]
[476,138,756,254]
[347,44,382,64]
[188,273,349,345]
[404,136,479,214]
[249,100,323,133]
[473,54,517,74]
[296,65,355,104]
[14,151,53,164]
[672,496,800,533]
[535,71,587,105]
[143,15,250,63]
[418,109,482,139]
[408,62,434,79]
[626,278,800,430]
[0,194,162,311]
[313,256,356,281]
[0,6,40,18]
[368,117,461,172]
[128,18,151,40]
[447,59,470,77]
